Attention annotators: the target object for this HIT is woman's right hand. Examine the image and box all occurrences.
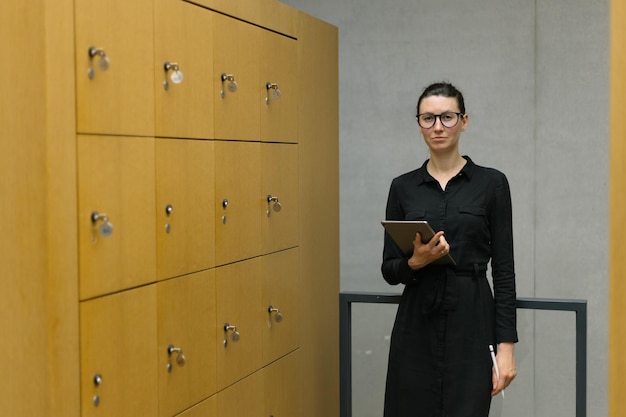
[407,231,450,270]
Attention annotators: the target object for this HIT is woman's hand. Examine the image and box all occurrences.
[492,342,517,396]
[407,231,450,270]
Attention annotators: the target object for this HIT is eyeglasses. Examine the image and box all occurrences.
[416,111,464,129]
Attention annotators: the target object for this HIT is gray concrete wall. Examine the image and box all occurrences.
[281,1,608,415]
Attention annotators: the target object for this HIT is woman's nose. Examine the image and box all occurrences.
[432,117,445,130]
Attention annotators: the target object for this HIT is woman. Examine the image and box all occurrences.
[382,82,518,417]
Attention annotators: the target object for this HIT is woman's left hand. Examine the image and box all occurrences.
[492,342,517,396]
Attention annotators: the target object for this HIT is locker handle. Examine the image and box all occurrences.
[92,374,103,407]
[90,211,114,240]
[268,305,283,323]
[265,82,281,104]
[221,199,229,224]
[93,373,103,386]
[267,195,282,217]
[220,73,238,97]
[87,46,110,79]
[223,323,240,347]
[167,344,186,370]
[163,62,184,90]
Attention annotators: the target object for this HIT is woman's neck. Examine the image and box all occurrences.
[427,153,466,177]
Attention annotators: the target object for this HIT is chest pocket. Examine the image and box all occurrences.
[404,209,426,221]
[458,206,489,240]
[459,206,486,216]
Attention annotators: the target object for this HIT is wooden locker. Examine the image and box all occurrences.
[257,0,298,37]
[5,0,339,415]
[157,270,217,417]
[74,0,155,136]
[154,0,215,139]
[212,13,261,141]
[260,30,298,143]
[174,395,217,417]
[217,371,264,417]
[262,248,300,365]
[214,141,263,265]
[215,258,264,390]
[186,0,266,30]
[296,13,341,417]
[186,0,297,38]
[156,139,215,280]
[264,351,301,417]
[261,142,300,254]
[77,135,156,300]
[80,285,158,417]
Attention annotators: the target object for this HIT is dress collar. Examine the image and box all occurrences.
[416,155,475,185]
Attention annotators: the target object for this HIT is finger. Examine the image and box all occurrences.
[491,369,500,396]
[427,231,444,248]
[434,238,449,257]
[412,233,425,254]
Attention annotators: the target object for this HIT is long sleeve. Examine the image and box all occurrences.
[489,173,518,343]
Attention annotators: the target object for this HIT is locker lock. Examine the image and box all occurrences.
[93,374,103,386]
[265,82,281,104]
[267,195,282,217]
[167,344,186,372]
[221,199,229,224]
[223,323,240,347]
[220,73,238,97]
[163,62,184,90]
[268,305,283,323]
[92,373,103,407]
[164,204,174,234]
[91,211,114,240]
[87,46,110,79]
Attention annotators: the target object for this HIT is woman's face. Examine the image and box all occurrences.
[417,95,468,153]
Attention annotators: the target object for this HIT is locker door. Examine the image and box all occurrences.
[154,0,215,139]
[260,30,298,143]
[262,248,300,365]
[217,371,264,417]
[176,395,217,417]
[157,270,217,417]
[216,258,263,390]
[186,0,296,37]
[156,139,215,280]
[264,351,301,417]
[257,0,297,37]
[187,0,265,28]
[214,141,262,265]
[77,136,156,299]
[261,143,299,254]
[213,13,260,141]
[80,286,157,417]
[75,0,154,136]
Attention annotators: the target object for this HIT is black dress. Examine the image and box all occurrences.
[382,157,517,417]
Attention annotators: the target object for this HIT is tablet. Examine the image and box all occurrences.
[381,220,456,266]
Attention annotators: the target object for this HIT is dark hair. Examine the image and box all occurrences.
[416,82,466,116]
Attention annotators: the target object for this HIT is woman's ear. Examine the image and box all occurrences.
[461,113,469,131]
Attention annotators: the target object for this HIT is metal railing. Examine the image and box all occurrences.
[339,292,587,417]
